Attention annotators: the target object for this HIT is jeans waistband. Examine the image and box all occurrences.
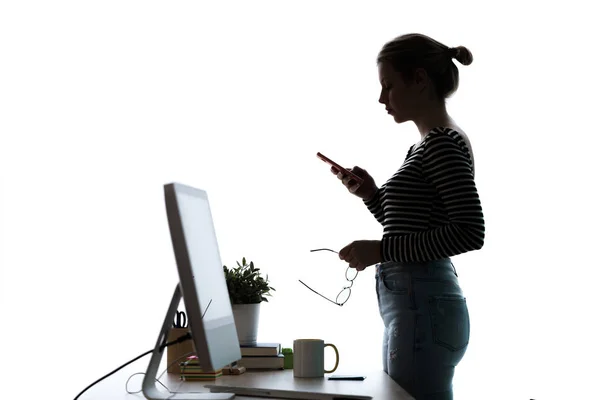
[376,258,458,278]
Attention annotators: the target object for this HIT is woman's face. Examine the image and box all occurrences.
[377,61,425,124]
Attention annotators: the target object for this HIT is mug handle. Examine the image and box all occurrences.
[324,343,339,373]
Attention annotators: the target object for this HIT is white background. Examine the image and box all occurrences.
[1,1,599,399]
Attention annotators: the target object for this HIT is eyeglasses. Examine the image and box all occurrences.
[298,248,358,306]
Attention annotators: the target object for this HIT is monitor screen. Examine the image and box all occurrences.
[164,183,241,372]
[176,189,232,325]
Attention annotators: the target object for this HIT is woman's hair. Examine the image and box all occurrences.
[377,33,473,100]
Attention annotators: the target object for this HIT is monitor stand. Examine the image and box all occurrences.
[142,284,235,400]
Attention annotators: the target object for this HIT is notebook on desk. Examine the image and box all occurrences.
[204,384,372,400]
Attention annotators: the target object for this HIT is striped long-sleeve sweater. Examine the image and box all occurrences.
[364,127,485,263]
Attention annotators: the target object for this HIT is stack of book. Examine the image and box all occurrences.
[234,342,284,370]
[179,356,223,381]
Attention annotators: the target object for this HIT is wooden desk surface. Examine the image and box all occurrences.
[78,367,414,400]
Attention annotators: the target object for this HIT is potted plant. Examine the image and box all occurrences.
[223,257,275,346]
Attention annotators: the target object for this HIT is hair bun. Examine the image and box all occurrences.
[450,46,473,66]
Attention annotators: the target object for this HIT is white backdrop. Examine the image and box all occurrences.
[1,1,599,399]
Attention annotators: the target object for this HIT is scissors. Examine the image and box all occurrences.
[173,310,187,328]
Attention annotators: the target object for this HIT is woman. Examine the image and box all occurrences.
[335,33,485,399]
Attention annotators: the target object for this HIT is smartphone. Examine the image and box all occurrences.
[328,375,366,381]
[316,152,364,184]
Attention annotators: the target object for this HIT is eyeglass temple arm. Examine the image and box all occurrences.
[298,280,342,306]
[310,248,339,254]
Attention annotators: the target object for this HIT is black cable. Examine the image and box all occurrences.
[73,332,191,400]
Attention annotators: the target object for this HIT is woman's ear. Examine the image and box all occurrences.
[413,67,428,92]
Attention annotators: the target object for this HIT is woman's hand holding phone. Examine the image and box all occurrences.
[334,165,378,200]
[317,152,377,200]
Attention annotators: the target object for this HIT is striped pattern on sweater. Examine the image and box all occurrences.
[364,127,485,263]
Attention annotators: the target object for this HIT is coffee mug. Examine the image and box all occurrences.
[293,339,339,378]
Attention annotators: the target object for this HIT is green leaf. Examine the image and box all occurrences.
[223,257,275,304]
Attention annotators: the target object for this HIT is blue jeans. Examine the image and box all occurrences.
[375,258,470,400]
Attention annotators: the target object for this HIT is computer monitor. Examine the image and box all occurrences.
[143,183,241,400]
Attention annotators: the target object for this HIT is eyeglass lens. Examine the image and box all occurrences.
[345,267,358,281]
[336,288,351,305]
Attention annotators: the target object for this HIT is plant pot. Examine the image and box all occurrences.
[231,303,261,346]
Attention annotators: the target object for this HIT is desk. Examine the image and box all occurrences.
[79,368,414,400]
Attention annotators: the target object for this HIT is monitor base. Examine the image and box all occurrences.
[142,285,234,400]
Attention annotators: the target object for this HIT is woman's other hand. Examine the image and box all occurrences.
[338,240,382,271]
